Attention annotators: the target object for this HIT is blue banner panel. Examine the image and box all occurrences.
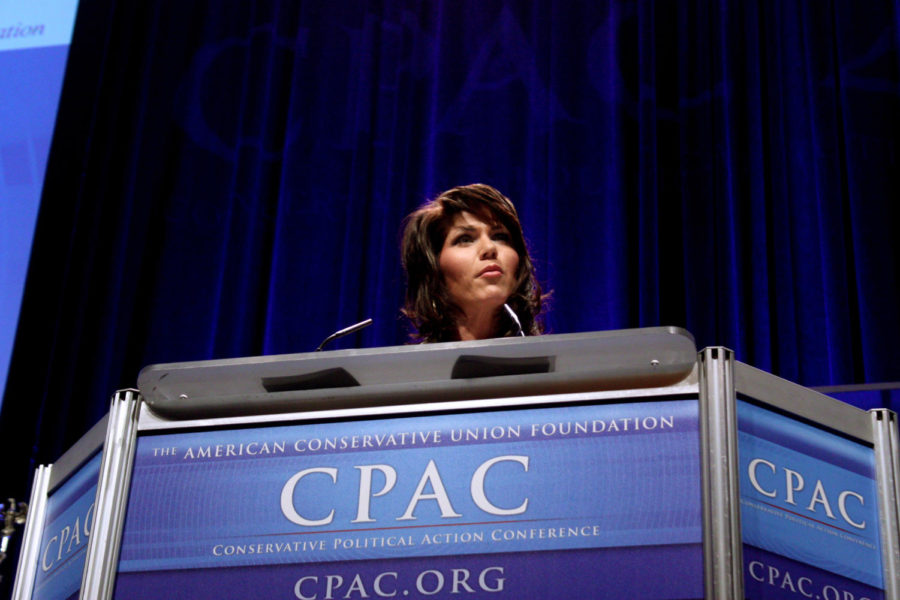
[737,400,883,594]
[0,0,80,408]
[114,399,702,599]
[31,452,101,600]
[115,545,703,600]
[744,545,882,600]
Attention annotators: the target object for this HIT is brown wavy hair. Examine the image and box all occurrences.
[401,184,545,342]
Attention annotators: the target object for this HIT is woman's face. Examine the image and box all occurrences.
[438,211,520,316]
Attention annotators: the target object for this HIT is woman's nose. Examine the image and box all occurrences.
[480,236,498,259]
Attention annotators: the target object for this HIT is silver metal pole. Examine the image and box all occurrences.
[698,347,744,599]
[10,465,51,600]
[79,389,141,600]
[871,408,900,599]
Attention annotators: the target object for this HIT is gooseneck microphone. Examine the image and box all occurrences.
[316,318,374,351]
[503,304,525,337]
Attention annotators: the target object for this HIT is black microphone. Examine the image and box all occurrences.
[316,318,373,351]
[503,304,525,337]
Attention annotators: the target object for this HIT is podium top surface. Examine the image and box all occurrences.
[137,327,697,420]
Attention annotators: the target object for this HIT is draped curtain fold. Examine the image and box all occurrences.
[2,0,898,499]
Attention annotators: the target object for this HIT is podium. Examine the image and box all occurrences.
[11,328,900,599]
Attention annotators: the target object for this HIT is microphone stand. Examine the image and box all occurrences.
[0,498,27,583]
[315,318,373,351]
[503,304,526,337]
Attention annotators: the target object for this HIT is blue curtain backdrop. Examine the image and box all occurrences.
[2,0,899,496]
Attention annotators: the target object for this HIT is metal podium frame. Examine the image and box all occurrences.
[10,328,900,600]
[11,391,140,600]
[10,414,107,600]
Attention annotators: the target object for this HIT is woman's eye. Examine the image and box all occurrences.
[492,232,511,242]
[453,234,473,245]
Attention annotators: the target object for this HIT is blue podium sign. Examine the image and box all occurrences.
[737,400,883,600]
[31,452,101,600]
[113,398,703,599]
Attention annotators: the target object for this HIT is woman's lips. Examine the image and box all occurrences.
[478,265,503,277]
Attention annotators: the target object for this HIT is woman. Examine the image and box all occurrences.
[401,183,545,342]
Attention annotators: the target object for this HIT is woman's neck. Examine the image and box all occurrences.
[455,306,499,341]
